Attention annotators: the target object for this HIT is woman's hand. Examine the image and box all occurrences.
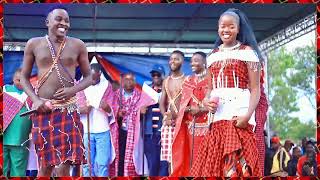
[232,114,250,129]
[203,97,218,113]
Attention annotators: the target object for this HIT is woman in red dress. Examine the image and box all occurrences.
[191,8,264,177]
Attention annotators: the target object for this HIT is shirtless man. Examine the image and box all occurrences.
[20,5,92,176]
[159,50,186,175]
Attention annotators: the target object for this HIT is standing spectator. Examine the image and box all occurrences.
[264,138,276,176]
[297,140,318,176]
[301,137,308,155]
[284,139,295,157]
[78,62,115,176]
[3,69,32,177]
[142,64,165,176]
[287,146,302,176]
[270,136,290,177]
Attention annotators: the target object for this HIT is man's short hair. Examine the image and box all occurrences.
[123,72,135,78]
[123,72,136,82]
[193,51,207,60]
[90,63,102,73]
[46,4,68,18]
[171,50,185,59]
[292,146,301,152]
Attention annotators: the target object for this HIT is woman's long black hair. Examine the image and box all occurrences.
[213,8,264,63]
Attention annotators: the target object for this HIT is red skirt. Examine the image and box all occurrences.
[31,110,86,167]
[191,120,261,177]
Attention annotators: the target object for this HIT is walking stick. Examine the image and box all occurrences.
[190,115,196,170]
[141,113,146,176]
[87,110,92,177]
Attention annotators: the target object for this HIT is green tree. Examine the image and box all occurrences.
[267,43,316,143]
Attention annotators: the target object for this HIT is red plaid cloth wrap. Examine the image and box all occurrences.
[104,88,156,176]
[161,125,175,163]
[3,91,25,131]
[255,71,268,175]
[30,109,86,167]
[160,78,184,164]
[172,75,209,176]
[190,120,261,176]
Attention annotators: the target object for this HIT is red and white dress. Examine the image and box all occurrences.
[191,44,262,177]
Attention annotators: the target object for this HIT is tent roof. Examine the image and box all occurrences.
[4,4,315,44]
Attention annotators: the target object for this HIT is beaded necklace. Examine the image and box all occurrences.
[45,35,74,86]
[170,73,184,80]
[218,41,241,51]
[35,36,66,94]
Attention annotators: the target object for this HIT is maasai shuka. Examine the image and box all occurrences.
[171,75,210,176]
[28,36,86,168]
[160,77,183,165]
[3,91,26,131]
[255,69,268,175]
[191,45,261,177]
[105,88,156,176]
[31,109,86,167]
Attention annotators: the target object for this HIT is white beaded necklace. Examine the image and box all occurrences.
[170,73,184,80]
[195,69,207,83]
[219,41,241,51]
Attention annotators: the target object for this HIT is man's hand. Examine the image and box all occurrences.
[53,87,75,100]
[302,164,313,176]
[140,106,147,114]
[163,112,175,126]
[32,98,51,113]
[190,105,200,116]
[80,105,93,114]
[100,102,111,113]
[118,109,126,118]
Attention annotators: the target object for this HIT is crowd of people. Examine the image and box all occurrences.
[264,136,318,177]
[3,5,318,177]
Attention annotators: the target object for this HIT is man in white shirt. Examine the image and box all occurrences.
[79,60,115,176]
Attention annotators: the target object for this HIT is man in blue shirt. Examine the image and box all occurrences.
[142,64,165,176]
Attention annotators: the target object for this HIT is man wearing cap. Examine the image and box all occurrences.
[270,136,290,177]
[141,64,165,176]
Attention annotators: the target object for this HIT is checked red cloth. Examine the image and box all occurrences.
[31,109,86,167]
[191,120,261,177]
[3,92,24,131]
[161,125,175,162]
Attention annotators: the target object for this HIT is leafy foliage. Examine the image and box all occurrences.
[267,44,316,143]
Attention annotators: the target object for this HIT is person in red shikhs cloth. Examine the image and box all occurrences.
[191,8,263,177]
[20,5,92,176]
[171,51,210,176]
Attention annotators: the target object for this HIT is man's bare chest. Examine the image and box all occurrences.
[166,79,184,98]
[34,45,78,68]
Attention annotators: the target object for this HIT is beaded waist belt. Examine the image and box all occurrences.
[42,96,79,114]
